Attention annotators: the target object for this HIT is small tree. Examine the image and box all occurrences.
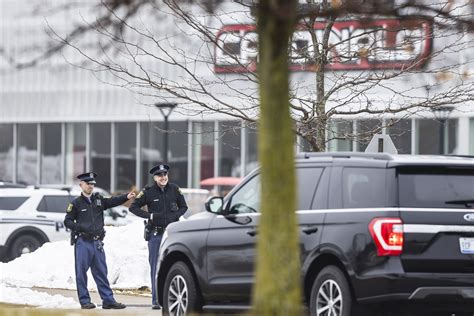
[252,0,301,314]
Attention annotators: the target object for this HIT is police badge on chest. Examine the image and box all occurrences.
[95,199,102,207]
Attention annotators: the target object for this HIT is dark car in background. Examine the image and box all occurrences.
[156,152,474,316]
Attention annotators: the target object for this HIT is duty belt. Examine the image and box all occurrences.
[79,232,104,241]
[151,226,165,235]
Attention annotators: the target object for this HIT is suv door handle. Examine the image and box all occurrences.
[247,229,258,237]
[302,226,318,235]
[36,215,46,218]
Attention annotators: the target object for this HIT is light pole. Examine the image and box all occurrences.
[155,102,177,162]
[431,105,454,154]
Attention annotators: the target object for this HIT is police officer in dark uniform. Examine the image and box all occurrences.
[64,172,136,310]
[129,163,188,309]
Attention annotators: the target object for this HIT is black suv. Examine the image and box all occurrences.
[156,152,474,315]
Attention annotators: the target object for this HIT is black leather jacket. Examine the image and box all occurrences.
[64,192,128,235]
[129,182,188,227]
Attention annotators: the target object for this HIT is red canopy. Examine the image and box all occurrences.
[200,177,241,186]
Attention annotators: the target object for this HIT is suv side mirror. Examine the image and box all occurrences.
[205,196,223,214]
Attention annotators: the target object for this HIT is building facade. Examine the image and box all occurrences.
[1,0,473,193]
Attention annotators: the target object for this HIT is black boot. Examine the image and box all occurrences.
[102,302,126,309]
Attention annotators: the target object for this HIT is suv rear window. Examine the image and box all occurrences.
[398,166,474,208]
[0,197,29,210]
[37,195,75,213]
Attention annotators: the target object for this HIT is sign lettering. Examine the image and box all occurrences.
[214,19,433,73]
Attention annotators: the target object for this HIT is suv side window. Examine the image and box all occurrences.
[226,168,324,214]
[37,195,74,213]
[343,168,386,208]
[296,167,323,209]
[312,167,330,209]
[228,175,260,214]
[0,197,29,210]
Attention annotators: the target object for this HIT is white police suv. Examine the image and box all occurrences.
[0,186,132,262]
[0,187,73,262]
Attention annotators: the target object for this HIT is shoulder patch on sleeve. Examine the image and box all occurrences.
[137,191,144,199]
[67,203,73,212]
[177,187,183,195]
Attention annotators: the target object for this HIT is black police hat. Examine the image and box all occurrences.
[77,172,97,184]
[149,164,170,175]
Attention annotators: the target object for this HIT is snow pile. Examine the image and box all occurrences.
[0,283,78,308]
[0,220,150,291]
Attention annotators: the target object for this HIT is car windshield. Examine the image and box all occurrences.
[398,166,474,208]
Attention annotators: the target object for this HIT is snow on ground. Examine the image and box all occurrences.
[0,285,78,308]
[0,220,150,307]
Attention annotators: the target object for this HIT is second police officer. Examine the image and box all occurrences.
[129,163,188,310]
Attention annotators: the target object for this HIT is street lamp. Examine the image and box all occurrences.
[154,102,177,162]
[431,105,454,154]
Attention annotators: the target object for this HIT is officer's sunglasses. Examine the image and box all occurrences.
[86,182,95,186]
[156,173,168,177]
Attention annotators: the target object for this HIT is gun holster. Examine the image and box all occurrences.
[70,230,78,245]
[144,220,152,241]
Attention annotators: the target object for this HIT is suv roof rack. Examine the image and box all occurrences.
[297,151,394,161]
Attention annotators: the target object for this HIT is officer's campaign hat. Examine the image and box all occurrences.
[77,172,97,184]
[149,164,170,175]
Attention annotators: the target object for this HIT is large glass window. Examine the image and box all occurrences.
[470,118,474,155]
[91,123,111,191]
[417,119,457,154]
[245,123,258,175]
[141,121,188,188]
[447,119,458,154]
[115,122,136,191]
[41,123,61,184]
[65,123,87,185]
[328,120,353,152]
[0,124,14,181]
[192,122,215,188]
[17,124,37,185]
[141,121,164,188]
[387,119,412,154]
[167,122,188,188]
[356,120,384,152]
[219,121,241,177]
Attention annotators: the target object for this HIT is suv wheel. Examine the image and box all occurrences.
[163,261,201,315]
[310,266,352,316]
[10,234,42,260]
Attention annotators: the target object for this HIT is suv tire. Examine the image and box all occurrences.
[10,234,42,260]
[310,266,352,316]
[163,261,201,315]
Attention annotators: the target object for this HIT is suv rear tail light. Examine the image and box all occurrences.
[369,218,403,256]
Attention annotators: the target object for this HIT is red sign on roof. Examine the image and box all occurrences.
[214,18,433,73]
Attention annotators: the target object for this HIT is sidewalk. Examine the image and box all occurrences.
[32,288,162,315]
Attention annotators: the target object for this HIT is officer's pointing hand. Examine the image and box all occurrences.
[127,191,137,199]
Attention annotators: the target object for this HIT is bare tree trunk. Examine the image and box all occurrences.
[252,1,302,315]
